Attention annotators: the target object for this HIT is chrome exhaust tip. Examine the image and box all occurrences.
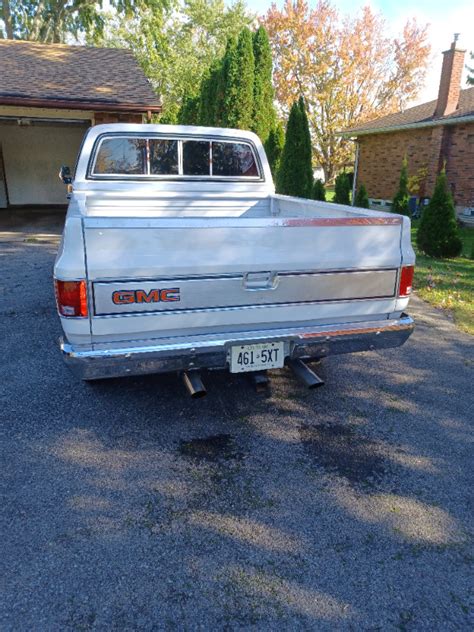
[183,371,207,398]
[288,359,324,389]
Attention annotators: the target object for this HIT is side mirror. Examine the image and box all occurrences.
[59,165,72,185]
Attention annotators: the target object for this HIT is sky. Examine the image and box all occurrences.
[246,0,474,106]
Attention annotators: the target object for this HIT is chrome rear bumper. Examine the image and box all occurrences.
[61,314,414,381]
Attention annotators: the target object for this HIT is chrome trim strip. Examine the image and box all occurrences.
[91,297,399,320]
[83,216,402,229]
[84,265,400,284]
[61,314,414,380]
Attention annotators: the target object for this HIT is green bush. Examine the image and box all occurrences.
[354,183,369,208]
[334,172,351,205]
[417,170,463,258]
[392,157,410,216]
[313,178,326,201]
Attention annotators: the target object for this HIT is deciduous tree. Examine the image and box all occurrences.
[0,0,166,43]
[262,0,430,183]
[467,52,474,85]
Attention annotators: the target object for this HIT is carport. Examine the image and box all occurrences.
[0,39,161,208]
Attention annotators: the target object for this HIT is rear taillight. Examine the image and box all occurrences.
[398,265,414,298]
[54,279,88,317]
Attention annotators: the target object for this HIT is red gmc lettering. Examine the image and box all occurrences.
[112,288,180,305]
[112,290,135,305]
[135,289,160,303]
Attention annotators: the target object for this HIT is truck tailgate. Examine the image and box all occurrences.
[83,216,403,341]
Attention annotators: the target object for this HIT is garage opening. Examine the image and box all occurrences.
[0,117,90,208]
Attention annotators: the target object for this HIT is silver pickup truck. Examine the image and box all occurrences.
[54,124,414,395]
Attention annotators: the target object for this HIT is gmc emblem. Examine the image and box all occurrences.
[112,288,180,305]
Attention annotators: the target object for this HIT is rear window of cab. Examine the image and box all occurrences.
[90,136,261,179]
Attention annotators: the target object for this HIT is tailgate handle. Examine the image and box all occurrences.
[243,271,278,291]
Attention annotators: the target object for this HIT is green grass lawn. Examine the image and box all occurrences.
[411,220,474,335]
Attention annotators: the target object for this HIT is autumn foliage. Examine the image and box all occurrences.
[262,0,430,183]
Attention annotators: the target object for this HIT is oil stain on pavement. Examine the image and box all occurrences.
[300,423,386,486]
[179,434,243,463]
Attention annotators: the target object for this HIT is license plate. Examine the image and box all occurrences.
[230,342,285,373]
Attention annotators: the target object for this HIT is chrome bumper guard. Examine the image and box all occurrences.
[61,314,414,380]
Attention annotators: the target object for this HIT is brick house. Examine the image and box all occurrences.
[0,40,161,208]
[342,38,474,218]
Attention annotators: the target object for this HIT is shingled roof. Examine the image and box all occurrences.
[342,86,474,137]
[0,39,161,112]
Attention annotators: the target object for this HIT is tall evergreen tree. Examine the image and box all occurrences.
[252,26,275,143]
[178,93,200,124]
[198,58,224,126]
[392,156,410,216]
[355,183,369,208]
[221,36,238,126]
[299,96,313,193]
[417,170,462,258]
[224,28,255,129]
[276,98,313,198]
[264,122,285,176]
[313,179,326,201]
[334,172,351,205]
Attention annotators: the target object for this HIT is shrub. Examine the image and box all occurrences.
[355,183,369,208]
[416,170,463,258]
[313,178,326,201]
[334,172,351,205]
[392,157,410,216]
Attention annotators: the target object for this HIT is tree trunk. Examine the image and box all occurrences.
[2,0,14,39]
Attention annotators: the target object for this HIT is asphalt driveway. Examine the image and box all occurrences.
[1,210,473,630]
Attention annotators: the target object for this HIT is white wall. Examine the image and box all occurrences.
[0,147,7,208]
[0,122,88,205]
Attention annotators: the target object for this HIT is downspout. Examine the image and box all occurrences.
[351,139,360,206]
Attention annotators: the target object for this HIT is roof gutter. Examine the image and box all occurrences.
[0,95,162,113]
[339,113,474,138]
